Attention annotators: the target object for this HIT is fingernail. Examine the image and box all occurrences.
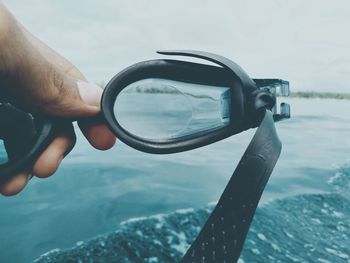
[77,81,103,107]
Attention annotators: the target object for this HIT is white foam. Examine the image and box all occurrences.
[332,211,344,218]
[76,241,84,246]
[146,257,159,262]
[35,248,60,259]
[271,243,281,252]
[169,231,189,254]
[257,233,267,241]
[325,247,349,259]
[174,208,195,214]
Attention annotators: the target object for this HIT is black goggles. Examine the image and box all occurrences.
[0,50,290,262]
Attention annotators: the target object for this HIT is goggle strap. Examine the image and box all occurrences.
[180,110,281,262]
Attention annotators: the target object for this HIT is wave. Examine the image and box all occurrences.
[34,165,350,263]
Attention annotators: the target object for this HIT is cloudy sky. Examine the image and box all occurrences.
[3,0,350,92]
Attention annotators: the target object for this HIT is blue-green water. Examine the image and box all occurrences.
[1,98,350,262]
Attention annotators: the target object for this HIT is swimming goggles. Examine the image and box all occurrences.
[0,50,290,262]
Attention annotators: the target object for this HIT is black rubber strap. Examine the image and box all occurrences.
[0,103,56,181]
[180,110,281,263]
[157,50,257,92]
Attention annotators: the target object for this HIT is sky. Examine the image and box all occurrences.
[2,0,350,92]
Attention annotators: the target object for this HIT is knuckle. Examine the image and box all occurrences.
[38,67,72,112]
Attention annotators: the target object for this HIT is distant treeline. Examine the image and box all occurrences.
[97,82,350,100]
[285,91,350,100]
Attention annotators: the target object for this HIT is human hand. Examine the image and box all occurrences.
[0,3,116,196]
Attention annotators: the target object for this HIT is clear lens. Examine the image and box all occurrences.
[255,79,290,97]
[0,140,8,165]
[255,79,290,117]
[280,102,291,118]
[280,80,290,96]
[113,78,231,141]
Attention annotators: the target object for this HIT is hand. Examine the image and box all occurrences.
[0,3,116,196]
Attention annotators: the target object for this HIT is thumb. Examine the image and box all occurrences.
[0,5,103,118]
[37,68,103,118]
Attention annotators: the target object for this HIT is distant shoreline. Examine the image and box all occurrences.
[283,91,350,100]
[97,82,350,100]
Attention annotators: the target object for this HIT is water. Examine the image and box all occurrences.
[1,98,350,262]
[0,140,8,164]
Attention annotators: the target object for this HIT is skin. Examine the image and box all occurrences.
[0,3,116,196]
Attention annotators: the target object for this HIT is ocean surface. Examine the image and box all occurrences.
[1,98,350,262]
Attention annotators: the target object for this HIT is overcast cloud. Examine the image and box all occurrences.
[2,0,350,92]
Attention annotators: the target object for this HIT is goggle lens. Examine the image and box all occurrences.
[114,78,231,141]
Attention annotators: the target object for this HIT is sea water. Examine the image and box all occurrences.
[1,98,350,262]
